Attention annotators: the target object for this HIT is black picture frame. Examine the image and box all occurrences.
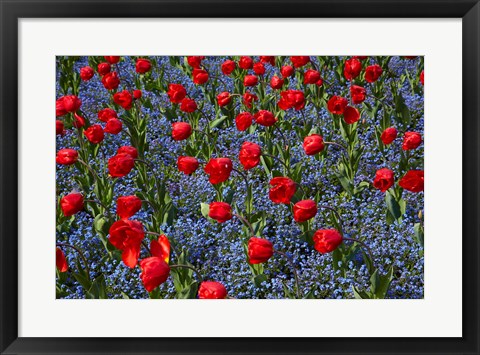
[1,1,479,354]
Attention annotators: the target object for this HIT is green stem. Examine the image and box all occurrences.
[56,243,91,281]
[84,199,108,211]
[324,141,348,152]
[170,264,203,283]
[274,250,301,299]
[233,213,255,236]
[262,153,291,176]
[77,159,99,182]
[342,237,374,266]
[317,204,344,235]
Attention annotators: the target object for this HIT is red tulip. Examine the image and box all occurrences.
[117,146,138,159]
[381,127,398,145]
[80,66,94,81]
[198,281,228,299]
[343,106,360,124]
[327,96,348,115]
[239,56,253,69]
[269,177,296,204]
[290,56,310,68]
[113,90,133,110]
[217,92,232,107]
[235,112,253,131]
[270,76,284,90]
[187,56,204,69]
[208,202,233,223]
[104,56,120,64]
[293,200,317,222]
[303,134,325,155]
[133,90,142,99]
[304,69,321,84]
[167,84,187,104]
[109,219,145,268]
[139,257,170,292]
[172,122,192,141]
[177,156,199,175]
[180,98,197,113]
[260,56,275,65]
[313,229,343,254]
[204,158,233,184]
[116,195,142,219]
[192,68,209,84]
[239,142,261,170]
[399,170,424,192]
[350,85,366,104]
[101,71,120,90]
[56,248,68,272]
[150,235,171,263]
[254,110,277,127]
[73,112,86,128]
[365,64,383,83]
[84,124,104,144]
[56,95,81,116]
[56,148,78,165]
[402,132,422,150]
[108,153,135,178]
[97,62,111,76]
[60,192,84,217]
[248,237,274,264]
[373,168,394,192]
[221,60,236,75]
[136,58,152,74]
[281,65,294,77]
[344,58,362,80]
[243,75,258,87]
[278,90,305,111]
[98,108,118,122]
[56,120,64,136]
[63,96,82,112]
[253,62,266,75]
[243,92,258,108]
[104,118,122,134]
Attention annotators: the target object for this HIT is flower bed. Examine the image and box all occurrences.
[55,55,424,299]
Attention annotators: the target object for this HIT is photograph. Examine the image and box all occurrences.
[2,0,479,352]
[55,55,424,300]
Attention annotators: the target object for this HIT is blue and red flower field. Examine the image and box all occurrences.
[56,55,424,299]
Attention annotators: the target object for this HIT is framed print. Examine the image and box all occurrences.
[1,1,479,354]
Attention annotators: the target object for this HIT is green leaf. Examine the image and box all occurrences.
[260,155,272,175]
[399,198,407,216]
[225,188,235,205]
[352,286,370,299]
[385,209,395,225]
[354,181,370,195]
[209,115,228,129]
[332,248,344,272]
[303,288,316,299]
[176,281,199,299]
[252,274,268,288]
[374,266,394,299]
[385,189,402,221]
[149,288,161,299]
[93,214,110,236]
[335,170,354,196]
[369,269,380,295]
[88,274,107,299]
[414,223,424,247]
[200,202,210,218]
[73,272,91,292]
[282,282,296,299]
